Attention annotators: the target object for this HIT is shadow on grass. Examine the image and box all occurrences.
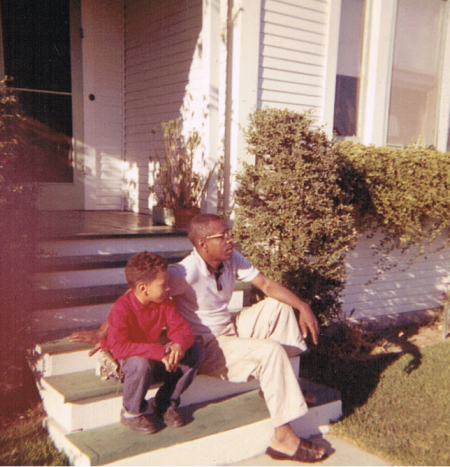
[300,324,423,418]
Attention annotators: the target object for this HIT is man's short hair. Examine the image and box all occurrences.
[188,213,222,246]
[125,251,168,289]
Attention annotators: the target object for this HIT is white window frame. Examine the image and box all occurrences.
[325,0,450,151]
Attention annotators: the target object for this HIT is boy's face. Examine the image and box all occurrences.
[138,269,170,305]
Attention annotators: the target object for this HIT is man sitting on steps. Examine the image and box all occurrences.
[70,214,327,463]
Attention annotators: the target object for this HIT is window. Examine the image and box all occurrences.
[387,0,446,147]
[1,0,73,182]
[333,0,366,137]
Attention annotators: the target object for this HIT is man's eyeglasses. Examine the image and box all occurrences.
[204,229,233,241]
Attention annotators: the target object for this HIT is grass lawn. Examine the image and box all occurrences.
[331,341,450,466]
[0,347,69,466]
[0,405,69,466]
[301,317,450,467]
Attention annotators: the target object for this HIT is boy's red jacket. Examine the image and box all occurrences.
[105,290,194,361]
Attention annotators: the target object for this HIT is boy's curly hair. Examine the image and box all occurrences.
[125,251,168,289]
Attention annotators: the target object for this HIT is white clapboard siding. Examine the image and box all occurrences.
[259,0,329,114]
[262,34,326,56]
[342,232,450,319]
[123,0,203,213]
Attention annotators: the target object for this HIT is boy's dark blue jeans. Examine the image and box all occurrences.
[120,341,204,415]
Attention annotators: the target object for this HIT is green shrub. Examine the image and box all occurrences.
[233,108,358,324]
[335,141,450,260]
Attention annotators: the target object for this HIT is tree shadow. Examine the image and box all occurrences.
[300,322,423,418]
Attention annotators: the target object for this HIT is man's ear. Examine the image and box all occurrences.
[197,239,206,251]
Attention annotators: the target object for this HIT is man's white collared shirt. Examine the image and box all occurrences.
[169,249,259,336]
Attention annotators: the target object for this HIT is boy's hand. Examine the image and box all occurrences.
[162,343,184,372]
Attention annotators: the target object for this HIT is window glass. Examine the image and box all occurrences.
[333,0,366,137]
[1,0,73,182]
[388,0,446,147]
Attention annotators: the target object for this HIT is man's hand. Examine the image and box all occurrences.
[162,343,184,372]
[251,273,321,345]
[68,321,108,357]
[297,303,320,345]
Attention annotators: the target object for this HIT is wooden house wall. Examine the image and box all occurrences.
[122,0,203,213]
[342,232,450,321]
[258,0,328,119]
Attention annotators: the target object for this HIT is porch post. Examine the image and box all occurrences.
[360,0,397,146]
[202,0,221,213]
[223,0,261,215]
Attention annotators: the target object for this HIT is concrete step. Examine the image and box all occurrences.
[39,370,262,433]
[33,338,98,377]
[44,383,342,466]
[34,339,300,433]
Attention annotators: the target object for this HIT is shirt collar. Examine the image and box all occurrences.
[193,248,212,277]
[128,289,159,312]
[193,248,225,277]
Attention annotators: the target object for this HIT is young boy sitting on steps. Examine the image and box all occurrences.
[105,251,203,434]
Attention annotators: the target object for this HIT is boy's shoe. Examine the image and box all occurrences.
[120,411,157,434]
[162,404,184,427]
[153,401,185,427]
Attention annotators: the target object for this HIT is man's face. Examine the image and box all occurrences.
[201,220,234,263]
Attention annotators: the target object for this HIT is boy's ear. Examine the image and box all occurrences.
[137,282,147,294]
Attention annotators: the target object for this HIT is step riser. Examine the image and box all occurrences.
[39,237,192,257]
[35,350,97,377]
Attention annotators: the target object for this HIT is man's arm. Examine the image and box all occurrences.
[250,272,320,345]
[69,319,108,356]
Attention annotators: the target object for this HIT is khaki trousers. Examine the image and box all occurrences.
[198,298,308,427]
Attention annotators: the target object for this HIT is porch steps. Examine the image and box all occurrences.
[32,339,341,466]
[31,221,342,465]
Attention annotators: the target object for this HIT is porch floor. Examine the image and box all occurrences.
[37,210,176,240]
